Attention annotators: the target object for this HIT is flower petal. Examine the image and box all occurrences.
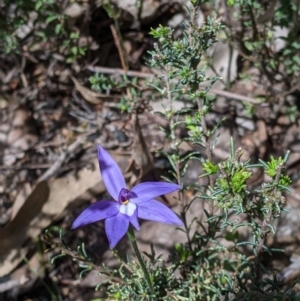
[137,199,183,226]
[128,208,140,230]
[71,200,119,229]
[119,202,137,216]
[97,146,126,200]
[105,213,129,248]
[130,182,181,204]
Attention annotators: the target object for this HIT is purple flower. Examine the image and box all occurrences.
[72,145,183,248]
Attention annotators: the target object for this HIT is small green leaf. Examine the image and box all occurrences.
[279,174,292,187]
[265,156,283,178]
[203,160,219,174]
[283,48,292,55]
[244,41,254,51]
[113,292,121,299]
[217,178,229,191]
[55,24,62,35]
[70,32,79,39]
[292,41,300,50]
[35,1,43,10]
[231,169,252,193]
[79,47,86,55]
[71,46,78,56]
[67,57,74,63]
[46,14,58,24]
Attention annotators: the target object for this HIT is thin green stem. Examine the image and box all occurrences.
[162,68,192,252]
[127,226,154,295]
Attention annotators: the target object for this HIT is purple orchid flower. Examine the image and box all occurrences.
[72,145,183,249]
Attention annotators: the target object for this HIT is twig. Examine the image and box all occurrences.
[37,138,83,182]
[0,164,53,170]
[279,82,300,98]
[87,66,261,104]
[87,65,152,78]
[109,15,154,183]
[110,24,128,71]
[209,88,260,104]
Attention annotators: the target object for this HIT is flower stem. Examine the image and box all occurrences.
[127,226,154,295]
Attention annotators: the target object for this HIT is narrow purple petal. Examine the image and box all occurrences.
[130,182,181,204]
[105,213,129,248]
[137,199,183,226]
[97,146,126,200]
[71,201,119,229]
[127,209,140,230]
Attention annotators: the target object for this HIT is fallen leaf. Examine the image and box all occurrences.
[71,76,105,104]
[11,182,32,220]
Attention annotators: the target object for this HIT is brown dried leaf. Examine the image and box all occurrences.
[11,182,32,220]
[71,76,105,104]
